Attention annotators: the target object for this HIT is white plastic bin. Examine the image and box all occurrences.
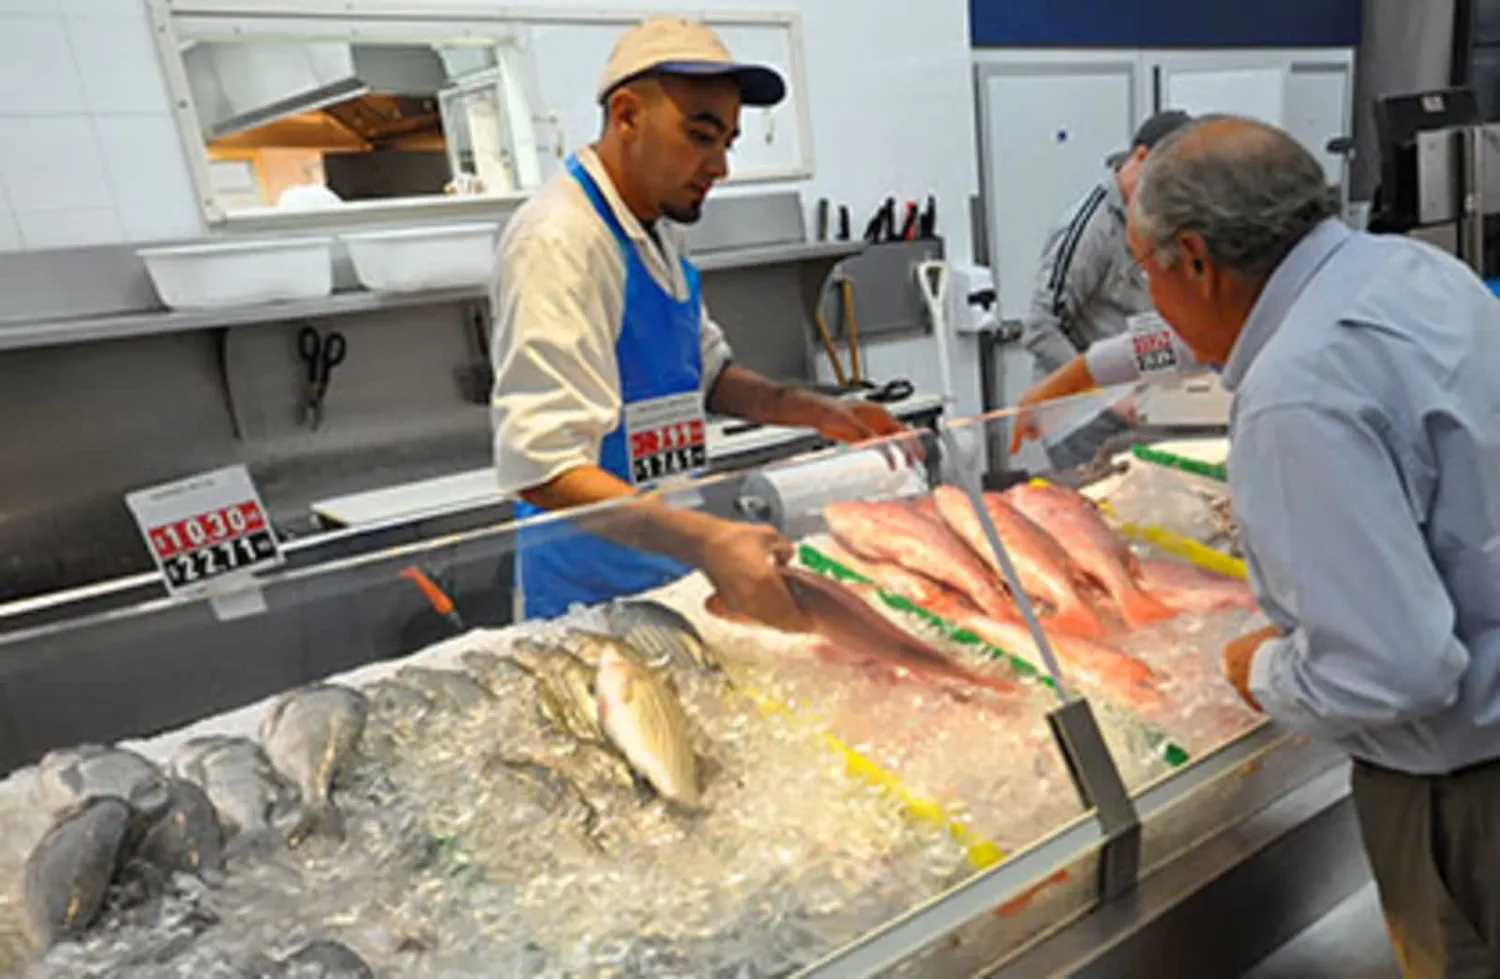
[339,223,498,294]
[137,238,334,310]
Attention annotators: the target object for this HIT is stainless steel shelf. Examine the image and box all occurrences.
[0,240,866,352]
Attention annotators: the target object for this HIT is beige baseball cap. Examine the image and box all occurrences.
[596,16,787,107]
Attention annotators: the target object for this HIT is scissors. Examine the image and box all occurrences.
[298,325,347,429]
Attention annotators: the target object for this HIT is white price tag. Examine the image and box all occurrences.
[125,464,283,599]
[624,392,708,485]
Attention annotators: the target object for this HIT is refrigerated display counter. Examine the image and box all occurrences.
[0,395,1364,978]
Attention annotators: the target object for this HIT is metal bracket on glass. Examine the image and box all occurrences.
[1048,698,1141,902]
[936,426,1141,902]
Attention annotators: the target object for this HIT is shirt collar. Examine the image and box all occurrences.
[1104,172,1127,217]
[1221,218,1353,391]
[575,145,654,247]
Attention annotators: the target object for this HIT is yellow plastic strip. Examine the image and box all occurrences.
[742,686,1007,870]
[1030,477,1248,580]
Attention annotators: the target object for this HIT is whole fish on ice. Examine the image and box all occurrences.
[394,666,494,712]
[932,485,1108,639]
[36,745,171,821]
[1004,482,1177,628]
[809,537,946,606]
[171,735,290,844]
[823,499,1014,619]
[21,796,133,950]
[136,777,226,880]
[767,566,1019,703]
[594,639,702,808]
[1136,558,1257,613]
[260,684,368,846]
[512,638,605,744]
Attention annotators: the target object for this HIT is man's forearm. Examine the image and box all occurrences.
[519,465,724,567]
[706,364,831,427]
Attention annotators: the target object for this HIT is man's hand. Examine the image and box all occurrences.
[812,398,907,445]
[697,521,811,633]
[1223,624,1281,711]
[1008,356,1099,454]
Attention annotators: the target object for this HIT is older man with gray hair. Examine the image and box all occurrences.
[1018,116,1500,977]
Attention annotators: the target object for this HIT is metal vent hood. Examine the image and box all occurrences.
[185,41,449,140]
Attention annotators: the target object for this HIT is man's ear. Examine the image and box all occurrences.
[1178,231,1215,296]
[607,88,642,135]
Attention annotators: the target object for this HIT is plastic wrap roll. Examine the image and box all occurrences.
[737,448,927,531]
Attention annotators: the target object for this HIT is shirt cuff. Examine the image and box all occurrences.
[1246,631,1335,737]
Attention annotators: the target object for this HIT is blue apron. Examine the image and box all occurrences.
[514,154,707,620]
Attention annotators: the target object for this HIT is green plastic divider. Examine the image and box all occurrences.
[797,542,1191,769]
[1130,443,1228,483]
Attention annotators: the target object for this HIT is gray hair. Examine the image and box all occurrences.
[1131,114,1340,277]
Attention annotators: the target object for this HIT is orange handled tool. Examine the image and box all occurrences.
[400,565,466,634]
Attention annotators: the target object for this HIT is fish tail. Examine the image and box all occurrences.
[1117,587,1181,627]
[285,802,346,848]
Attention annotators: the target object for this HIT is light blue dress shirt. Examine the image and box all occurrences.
[1221,219,1500,775]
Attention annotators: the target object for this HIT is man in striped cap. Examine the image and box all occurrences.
[1018,109,1192,470]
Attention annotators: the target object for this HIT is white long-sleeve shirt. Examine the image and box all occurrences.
[488,146,734,496]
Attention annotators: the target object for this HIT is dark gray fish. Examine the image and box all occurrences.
[393,666,494,712]
[260,684,368,847]
[171,735,291,842]
[137,777,226,880]
[606,599,719,673]
[36,744,171,821]
[22,796,133,949]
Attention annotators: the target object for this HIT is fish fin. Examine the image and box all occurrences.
[285,803,345,848]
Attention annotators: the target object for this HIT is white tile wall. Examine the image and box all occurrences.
[14,205,123,249]
[0,0,204,253]
[66,11,171,115]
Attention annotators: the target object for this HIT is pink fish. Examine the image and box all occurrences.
[947,608,1166,711]
[812,538,947,606]
[1137,558,1257,613]
[823,500,1014,620]
[932,486,1108,639]
[1004,483,1178,629]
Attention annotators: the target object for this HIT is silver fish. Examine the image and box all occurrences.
[136,777,226,881]
[260,684,368,846]
[393,666,494,713]
[170,735,290,841]
[22,796,133,949]
[461,650,533,697]
[512,643,603,744]
[36,744,171,821]
[595,640,701,808]
[606,600,720,673]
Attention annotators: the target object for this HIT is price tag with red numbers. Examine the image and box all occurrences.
[624,392,709,486]
[125,465,283,597]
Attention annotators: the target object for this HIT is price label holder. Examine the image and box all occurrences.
[125,464,283,622]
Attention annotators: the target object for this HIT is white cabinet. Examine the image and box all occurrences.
[975,51,1144,321]
[1141,48,1354,185]
[974,46,1354,323]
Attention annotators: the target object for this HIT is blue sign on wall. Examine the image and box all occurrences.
[970,0,1362,48]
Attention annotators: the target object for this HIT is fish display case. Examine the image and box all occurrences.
[0,391,1357,978]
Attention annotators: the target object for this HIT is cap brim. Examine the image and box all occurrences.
[652,60,787,107]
